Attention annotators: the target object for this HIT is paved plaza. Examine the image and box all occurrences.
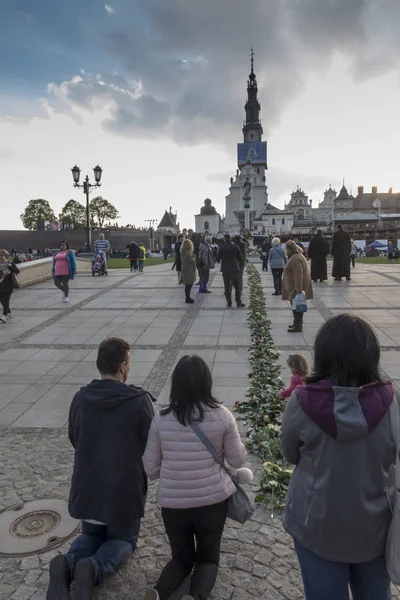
[1,261,400,599]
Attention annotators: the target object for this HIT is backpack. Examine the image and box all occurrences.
[139,248,145,259]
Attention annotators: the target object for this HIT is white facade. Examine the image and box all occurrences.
[195,199,221,235]
[253,210,294,235]
[225,162,268,233]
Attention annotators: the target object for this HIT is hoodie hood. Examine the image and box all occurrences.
[296,380,393,441]
[79,379,155,412]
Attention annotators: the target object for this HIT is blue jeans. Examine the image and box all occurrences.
[295,541,391,600]
[66,520,141,585]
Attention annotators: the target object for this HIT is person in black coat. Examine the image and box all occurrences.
[126,241,140,272]
[46,337,155,600]
[0,249,20,323]
[261,236,273,271]
[307,230,329,283]
[216,234,245,308]
[173,234,184,284]
[331,224,352,281]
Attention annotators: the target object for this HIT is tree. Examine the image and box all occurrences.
[89,196,119,228]
[59,199,86,229]
[20,199,56,230]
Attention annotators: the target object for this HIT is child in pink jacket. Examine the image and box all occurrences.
[279,354,309,399]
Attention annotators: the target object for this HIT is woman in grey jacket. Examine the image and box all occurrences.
[268,238,286,295]
[280,314,396,600]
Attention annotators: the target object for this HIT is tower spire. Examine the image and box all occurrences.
[243,47,263,143]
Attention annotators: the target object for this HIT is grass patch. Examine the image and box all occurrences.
[108,257,174,269]
[355,257,399,264]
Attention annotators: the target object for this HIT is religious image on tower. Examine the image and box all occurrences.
[237,142,267,166]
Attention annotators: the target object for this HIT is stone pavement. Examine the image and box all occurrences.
[1,261,400,599]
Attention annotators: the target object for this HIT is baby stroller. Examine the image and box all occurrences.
[92,253,107,276]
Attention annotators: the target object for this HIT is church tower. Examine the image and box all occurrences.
[243,48,263,143]
[224,49,269,232]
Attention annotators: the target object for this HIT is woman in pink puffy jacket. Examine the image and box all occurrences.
[143,355,247,600]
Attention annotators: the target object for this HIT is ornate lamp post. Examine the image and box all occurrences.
[145,219,158,252]
[71,165,103,250]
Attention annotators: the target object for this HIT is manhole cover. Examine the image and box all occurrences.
[10,510,61,539]
[0,499,79,557]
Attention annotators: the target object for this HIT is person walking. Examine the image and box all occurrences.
[143,355,247,600]
[52,241,76,304]
[126,241,140,272]
[174,234,184,284]
[234,235,247,292]
[331,223,351,281]
[268,237,286,295]
[282,241,313,333]
[388,240,394,260]
[198,236,215,294]
[216,234,245,308]
[139,243,146,272]
[350,239,357,269]
[307,230,329,283]
[280,314,396,600]
[181,239,197,304]
[46,337,155,600]
[0,249,20,323]
[261,236,273,272]
[93,233,110,273]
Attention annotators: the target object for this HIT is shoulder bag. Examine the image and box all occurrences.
[386,393,400,583]
[190,422,254,524]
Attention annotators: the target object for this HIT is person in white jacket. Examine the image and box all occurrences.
[143,355,247,600]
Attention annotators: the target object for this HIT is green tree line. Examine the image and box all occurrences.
[20,197,119,231]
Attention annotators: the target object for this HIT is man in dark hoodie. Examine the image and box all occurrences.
[46,338,155,600]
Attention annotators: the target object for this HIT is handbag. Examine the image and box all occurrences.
[386,393,400,583]
[291,292,307,313]
[190,422,255,524]
[11,272,20,289]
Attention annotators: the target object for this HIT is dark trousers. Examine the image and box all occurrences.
[66,520,140,586]
[185,284,193,301]
[139,260,144,271]
[130,259,138,272]
[0,293,11,316]
[295,541,390,600]
[239,266,244,292]
[292,310,304,329]
[156,501,228,600]
[199,270,210,292]
[351,256,356,268]
[222,272,241,306]
[271,268,283,294]
[262,256,268,271]
[53,275,69,297]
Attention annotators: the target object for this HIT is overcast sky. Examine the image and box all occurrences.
[1,0,400,230]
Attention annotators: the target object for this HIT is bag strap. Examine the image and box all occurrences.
[389,390,400,491]
[190,423,232,477]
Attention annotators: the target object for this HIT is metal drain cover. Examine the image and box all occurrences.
[0,499,79,556]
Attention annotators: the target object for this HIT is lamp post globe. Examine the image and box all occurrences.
[71,165,81,185]
[93,165,103,184]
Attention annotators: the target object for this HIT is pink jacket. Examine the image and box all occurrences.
[143,405,247,509]
[281,374,305,399]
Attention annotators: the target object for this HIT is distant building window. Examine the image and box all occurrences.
[251,134,254,139]
[204,221,210,230]
[272,218,276,225]
[282,218,285,225]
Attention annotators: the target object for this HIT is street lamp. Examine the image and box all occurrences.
[71,165,103,250]
[145,219,158,251]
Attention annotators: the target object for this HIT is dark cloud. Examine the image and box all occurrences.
[35,0,400,144]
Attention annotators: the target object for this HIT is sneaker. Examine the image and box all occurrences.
[227,302,232,308]
[237,303,246,308]
[46,555,71,600]
[74,558,96,600]
[144,590,160,600]
[0,316,7,323]
[63,297,69,303]
[185,298,195,304]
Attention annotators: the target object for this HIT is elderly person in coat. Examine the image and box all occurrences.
[282,241,313,333]
[268,237,286,295]
[180,239,197,304]
[197,235,215,294]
